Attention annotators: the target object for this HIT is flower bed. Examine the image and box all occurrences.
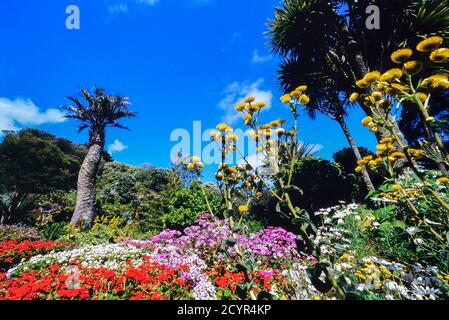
[0,258,192,300]
[0,240,73,271]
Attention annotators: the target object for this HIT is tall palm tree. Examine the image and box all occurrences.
[64,88,136,227]
[279,56,376,192]
[267,0,449,143]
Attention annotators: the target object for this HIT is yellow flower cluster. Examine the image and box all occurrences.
[215,163,256,187]
[350,36,449,106]
[280,85,309,105]
[438,176,449,184]
[380,187,424,201]
[355,138,407,173]
[238,205,249,214]
[210,124,239,155]
[234,97,267,126]
[186,155,205,173]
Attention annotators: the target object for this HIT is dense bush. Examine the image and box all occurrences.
[277,157,354,214]
[0,225,42,242]
[163,182,224,229]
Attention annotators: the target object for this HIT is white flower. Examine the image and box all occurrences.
[406,227,419,236]
[384,281,399,292]
[414,238,424,246]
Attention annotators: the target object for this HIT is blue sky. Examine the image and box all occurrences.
[0,0,377,180]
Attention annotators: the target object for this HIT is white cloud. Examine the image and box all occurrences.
[136,0,160,5]
[107,3,129,14]
[107,0,159,16]
[0,97,66,132]
[108,139,128,155]
[218,79,273,125]
[252,50,273,64]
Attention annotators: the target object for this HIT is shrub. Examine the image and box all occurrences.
[0,225,43,242]
[277,157,354,214]
[163,182,224,229]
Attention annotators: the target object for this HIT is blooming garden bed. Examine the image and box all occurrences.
[1,209,448,300]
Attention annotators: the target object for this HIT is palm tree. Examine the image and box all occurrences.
[64,88,136,227]
[267,0,449,143]
[279,56,376,192]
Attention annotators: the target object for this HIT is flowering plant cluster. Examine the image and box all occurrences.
[0,225,42,242]
[0,240,73,271]
[127,214,299,264]
[0,258,192,300]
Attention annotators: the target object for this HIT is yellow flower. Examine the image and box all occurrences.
[210,131,222,142]
[256,102,267,109]
[371,91,382,100]
[361,116,373,127]
[376,144,388,152]
[409,148,425,158]
[416,36,443,52]
[246,129,257,138]
[404,61,423,75]
[356,79,369,89]
[355,272,366,280]
[368,160,377,167]
[235,102,246,112]
[290,90,301,98]
[197,162,205,169]
[313,296,322,301]
[358,159,368,166]
[299,94,310,104]
[236,164,246,172]
[280,94,292,104]
[422,75,449,89]
[390,83,410,93]
[380,68,403,81]
[216,123,230,131]
[187,163,195,171]
[391,152,405,159]
[355,166,363,173]
[380,137,393,144]
[244,96,256,103]
[363,71,381,84]
[415,92,428,104]
[370,126,378,133]
[190,155,201,163]
[248,104,260,113]
[276,128,286,136]
[215,173,223,180]
[258,124,271,130]
[438,177,449,184]
[391,48,413,64]
[349,92,359,103]
[238,205,250,214]
[430,48,449,63]
[296,85,308,92]
[392,184,402,192]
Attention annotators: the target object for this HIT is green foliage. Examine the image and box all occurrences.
[58,216,136,245]
[277,157,354,214]
[164,182,224,229]
[96,162,175,235]
[42,222,68,241]
[0,130,80,195]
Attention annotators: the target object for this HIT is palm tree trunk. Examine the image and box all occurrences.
[336,116,376,193]
[70,142,103,228]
